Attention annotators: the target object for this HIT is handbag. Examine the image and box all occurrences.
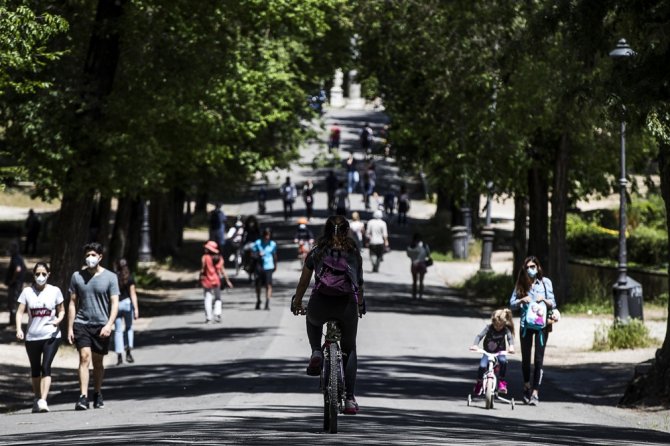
[425,244,433,267]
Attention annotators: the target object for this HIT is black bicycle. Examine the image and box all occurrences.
[321,320,346,433]
[291,297,346,434]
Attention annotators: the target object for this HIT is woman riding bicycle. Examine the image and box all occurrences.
[291,215,365,415]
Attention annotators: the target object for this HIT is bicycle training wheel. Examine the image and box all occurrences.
[484,378,494,409]
[327,343,339,433]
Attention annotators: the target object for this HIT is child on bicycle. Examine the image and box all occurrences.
[469,308,515,395]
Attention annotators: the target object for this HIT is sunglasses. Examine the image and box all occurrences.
[34,272,48,277]
[526,264,537,268]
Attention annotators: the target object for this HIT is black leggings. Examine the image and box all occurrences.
[25,337,61,377]
[520,329,549,389]
[306,293,359,397]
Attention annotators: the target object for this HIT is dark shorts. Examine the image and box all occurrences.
[73,323,111,355]
[411,261,427,275]
[255,269,274,286]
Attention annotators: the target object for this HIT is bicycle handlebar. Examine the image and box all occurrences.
[469,348,513,357]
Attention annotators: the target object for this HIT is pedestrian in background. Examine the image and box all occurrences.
[15,261,64,413]
[384,190,396,216]
[253,228,277,310]
[280,176,297,220]
[242,215,261,282]
[5,240,26,328]
[113,259,140,365]
[365,210,388,273]
[302,179,315,221]
[328,124,341,152]
[209,203,226,252]
[68,242,119,410]
[349,211,365,250]
[360,122,374,158]
[397,185,410,225]
[406,233,429,299]
[24,209,41,255]
[509,256,556,406]
[346,154,358,194]
[200,240,233,323]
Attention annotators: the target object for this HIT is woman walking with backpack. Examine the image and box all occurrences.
[509,256,556,406]
[291,215,366,414]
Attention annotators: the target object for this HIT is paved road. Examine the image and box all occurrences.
[1,108,669,445]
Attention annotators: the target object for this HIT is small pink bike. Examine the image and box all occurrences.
[467,348,515,410]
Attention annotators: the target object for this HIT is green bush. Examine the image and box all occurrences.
[135,268,162,289]
[567,213,668,267]
[593,319,654,351]
[628,225,668,265]
[567,214,618,259]
[628,194,666,230]
[460,271,514,308]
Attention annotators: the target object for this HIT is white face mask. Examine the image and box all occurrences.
[35,275,48,286]
[85,255,100,269]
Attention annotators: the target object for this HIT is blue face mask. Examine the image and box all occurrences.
[527,267,538,278]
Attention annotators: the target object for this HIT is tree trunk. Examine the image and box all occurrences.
[108,194,133,266]
[94,194,112,253]
[433,184,452,227]
[126,198,143,270]
[513,194,528,281]
[173,187,186,247]
[52,191,94,331]
[549,133,569,306]
[620,141,670,406]
[194,190,209,216]
[150,191,179,260]
[528,165,549,270]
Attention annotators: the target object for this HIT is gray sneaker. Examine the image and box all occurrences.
[529,394,540,406]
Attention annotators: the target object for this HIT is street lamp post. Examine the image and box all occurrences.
[609,39,643,323]
[138,200,152,263]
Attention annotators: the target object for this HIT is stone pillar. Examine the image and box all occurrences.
[329,69,345,108]
[346,69,365,110]
[452,226,469,259]
[479,226,495,271]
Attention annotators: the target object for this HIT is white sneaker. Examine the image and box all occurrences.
[37,399,49,412]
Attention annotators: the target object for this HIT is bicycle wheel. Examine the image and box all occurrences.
[484,377,494,409]
[326,343,339,433]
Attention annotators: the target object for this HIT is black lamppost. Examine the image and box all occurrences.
[609,38,643,323]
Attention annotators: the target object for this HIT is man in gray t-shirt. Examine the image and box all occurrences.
[67,242,119,411]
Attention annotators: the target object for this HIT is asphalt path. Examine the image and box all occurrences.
[1,108,669,445]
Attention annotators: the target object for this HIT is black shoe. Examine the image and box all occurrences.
[255,302,261,310]
[93,392,104,409]
[264,302,269,310]
[126,349,134,363]
[75,395,89,411]
[117,353,123,365]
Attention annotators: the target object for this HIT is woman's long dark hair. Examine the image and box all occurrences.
[313,215,359,263]
[514,255,544,297]
[115,258,131,288]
